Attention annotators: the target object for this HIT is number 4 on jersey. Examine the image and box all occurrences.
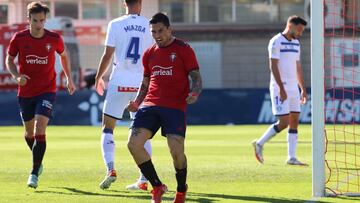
[126,37,140,64]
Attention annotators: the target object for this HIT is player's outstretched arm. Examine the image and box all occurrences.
[186,70,202,104]
[127,77,150,112]
[296,60,307,104]
[59,50,76,95]
[95,46,115,96]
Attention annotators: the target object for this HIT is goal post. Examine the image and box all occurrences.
[312,0,360,197]
[311,0,325,198]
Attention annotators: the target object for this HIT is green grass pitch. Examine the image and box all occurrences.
[0,125,358,203]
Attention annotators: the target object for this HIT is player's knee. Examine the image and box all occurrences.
[277,121,289,130]
[169,147,185,162]
[127,138,141,154]
[24,131,34,139]
[34,121,48,135]
[127,140,136,154]
[103,115,116,129]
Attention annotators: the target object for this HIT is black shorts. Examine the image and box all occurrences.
[131,106,186,138]
[18,92,56,122]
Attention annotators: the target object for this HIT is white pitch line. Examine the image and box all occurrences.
[304,197,321,203]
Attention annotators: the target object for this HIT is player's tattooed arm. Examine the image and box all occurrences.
[186,70,202,104]
[127,77,150,112]
[134,76,150,105]
[189,70,202,95]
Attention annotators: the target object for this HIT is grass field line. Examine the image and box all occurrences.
[304,197,321,203]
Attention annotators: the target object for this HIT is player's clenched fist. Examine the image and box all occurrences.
[66,79,76,95]
[186,92,199,104]
[16,75,30,86]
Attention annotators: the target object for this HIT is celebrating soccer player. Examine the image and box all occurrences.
[252,15,308,166]
[126,13,202,203]
[5,2,76,188]
[95,0,153,190]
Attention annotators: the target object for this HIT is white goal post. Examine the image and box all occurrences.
[311,0,325,198]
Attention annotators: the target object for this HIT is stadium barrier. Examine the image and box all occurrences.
[0,88,358,126]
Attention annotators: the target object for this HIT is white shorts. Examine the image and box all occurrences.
[103,84,138,119]
[270,88,301,116]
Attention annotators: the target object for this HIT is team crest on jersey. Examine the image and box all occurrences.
[170,52,177,62]
[46,43,52,52]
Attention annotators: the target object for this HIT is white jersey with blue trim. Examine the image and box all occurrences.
[105,14,153,87]
[268,33,300,91]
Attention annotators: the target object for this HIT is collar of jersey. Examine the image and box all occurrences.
[281,33,292,42]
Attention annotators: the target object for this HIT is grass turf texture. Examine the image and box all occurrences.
[0,125,359,203]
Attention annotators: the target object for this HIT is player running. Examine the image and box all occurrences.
[5,1,76,188]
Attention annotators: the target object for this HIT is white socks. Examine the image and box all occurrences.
[101,128,153,182]
[257,124,280,146]
[101,129,115,172]
[287,129,298,159]
[257,124,299,160]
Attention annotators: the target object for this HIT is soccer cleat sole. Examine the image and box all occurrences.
[252,141,264,164]
[99,176,116,190]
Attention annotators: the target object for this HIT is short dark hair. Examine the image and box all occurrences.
[287,15,307,26]
[125,0,140,6]
[149,12,170,27]
[27,1,49,18]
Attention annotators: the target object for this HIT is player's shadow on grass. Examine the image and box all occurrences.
[35,187,151,200]
[36,187,216,202]
[35,187,332,203]
[186,192,331,203]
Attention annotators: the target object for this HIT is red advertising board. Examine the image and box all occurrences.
[75,26,104,45]
[0,24,28,72]
[0,73,17,90]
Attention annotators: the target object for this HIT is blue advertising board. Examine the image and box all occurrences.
[1,88,359,126]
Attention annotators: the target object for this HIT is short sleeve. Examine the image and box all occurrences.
[268,39,280,59]
[56,35,65,54]
[105,21,115,47]
[297,44,301,61]
[7,34,19,57]
[143,48,151,77]
[182,45,199,73]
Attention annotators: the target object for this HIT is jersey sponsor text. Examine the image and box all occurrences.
[25,55,48,65]
[152,66,173,76]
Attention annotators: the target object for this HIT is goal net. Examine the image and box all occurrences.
[316,0,360,196]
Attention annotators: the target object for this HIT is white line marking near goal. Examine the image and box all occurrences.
[304,197,321,203]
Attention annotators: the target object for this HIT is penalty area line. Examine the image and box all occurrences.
[304,197,321,203]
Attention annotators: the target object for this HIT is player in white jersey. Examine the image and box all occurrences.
[252,16,308,166]
[94,0,153,190]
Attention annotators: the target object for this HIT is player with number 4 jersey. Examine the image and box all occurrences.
[94,0,153,191]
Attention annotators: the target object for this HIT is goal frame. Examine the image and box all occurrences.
[311,0,325,197]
